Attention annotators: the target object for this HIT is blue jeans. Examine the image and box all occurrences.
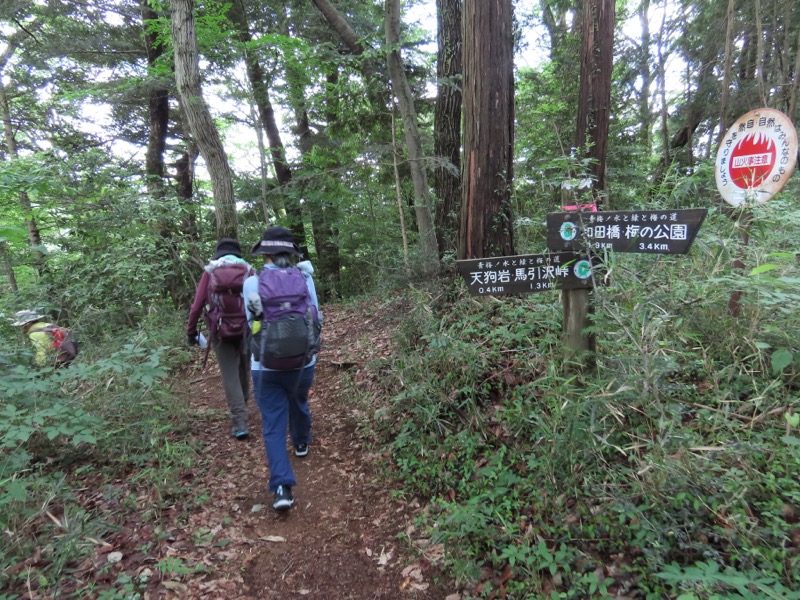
[252,367,315,492]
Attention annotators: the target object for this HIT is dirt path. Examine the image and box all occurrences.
[130,303,456,599]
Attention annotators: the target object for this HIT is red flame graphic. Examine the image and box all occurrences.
[728,132,776,189]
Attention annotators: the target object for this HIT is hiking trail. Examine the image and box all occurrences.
[99,300,457,599]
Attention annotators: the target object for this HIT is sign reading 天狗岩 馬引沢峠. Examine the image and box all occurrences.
[456,252,595,296]
[715,108,798,207]
[546,208,707,254]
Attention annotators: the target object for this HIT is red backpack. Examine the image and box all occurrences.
[30,324,79,365]
[203,263,250,343]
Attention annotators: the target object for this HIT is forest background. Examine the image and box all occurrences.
[1,0,800,597]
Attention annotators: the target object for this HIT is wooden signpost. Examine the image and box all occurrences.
[455,206,708,368]
[453,109,797,359]
[455,252,594,297]
[546,209,707,255]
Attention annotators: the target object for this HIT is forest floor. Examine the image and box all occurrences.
[86,300,459,600]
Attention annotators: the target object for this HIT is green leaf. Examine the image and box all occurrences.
[1,480,29,504]
[749,264,779,276]
[72,431,97,445]
[771,349,793,374]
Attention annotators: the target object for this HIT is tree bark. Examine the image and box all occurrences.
[227,0,309,252]
[790,25,800,124]
[142,0,187,306]
[0,36,45,268]
[0,242,19,293]
[312,0,365,54]
[780,0,794,113]
[718,0,736,142]
[656,7,670,172]
[229,0,291,186]
[575,0,615,201]
[171,0,238,240]
[140,0,169,197]
[637,0,652,150]
[433,0,462,257]
[305,70,342,298]
[458,0,515,260]
[391,105,410,272]
[754,0,767,105]
[385,0,439,269]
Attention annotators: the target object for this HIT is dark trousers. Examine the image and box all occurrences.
[214,338,250,433]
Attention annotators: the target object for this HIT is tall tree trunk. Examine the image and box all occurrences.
[541,0,568,58]
[175,143,198,210]
[434,0,462,257]
[0,34,45,270]
[780,0,794,113]
[230,0,291,186]
[458,0,515,260]
[173,140,201,307]
[310,0,387,111]
[638,0,652,150]
[656,7,670,177]
[141,0,184,305]
[391,105,411,272]
[312,0,365,53]
[385,0,439,270]
[171,0,238,240]
[651,4,717,192]
[228,0,309,252]
[718,0,736,142]
[141,0,169,197]
[755,0,767,105]
[305,70,342,299]
[0,81,45,268]
[575,0,615,201]
[790,25,800,123]
[0,242,19,293]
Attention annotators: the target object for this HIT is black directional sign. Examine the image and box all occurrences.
[546,208,707,254]
[456,252,595,296]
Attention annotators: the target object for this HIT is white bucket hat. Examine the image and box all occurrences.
[11,309,45,327]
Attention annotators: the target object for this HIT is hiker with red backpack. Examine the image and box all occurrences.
[243,227,321,511]
[12,310,79,367]
[187,238,255,440]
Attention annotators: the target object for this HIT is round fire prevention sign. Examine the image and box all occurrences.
[715,108,797,206]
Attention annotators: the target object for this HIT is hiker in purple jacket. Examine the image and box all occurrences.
[243,227,320,511]
[187,238,255,440]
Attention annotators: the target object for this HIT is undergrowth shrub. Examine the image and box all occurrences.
[0,306,197,597]
[366,212,800,599]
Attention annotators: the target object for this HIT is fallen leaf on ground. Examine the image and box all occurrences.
[260,535,286,543]
[162,581,188,592]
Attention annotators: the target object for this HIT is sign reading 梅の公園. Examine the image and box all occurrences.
[715,107,798,206]
[456,252,595,296]
[546,209,707,254]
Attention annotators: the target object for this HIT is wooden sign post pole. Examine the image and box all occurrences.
[562,286,594,367]
[560,187,594,368]
[727,207,752,317]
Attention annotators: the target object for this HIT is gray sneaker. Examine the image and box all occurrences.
[273,485,294,511]
[294,443,308,457]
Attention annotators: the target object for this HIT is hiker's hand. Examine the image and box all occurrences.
[187,333,199,346]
